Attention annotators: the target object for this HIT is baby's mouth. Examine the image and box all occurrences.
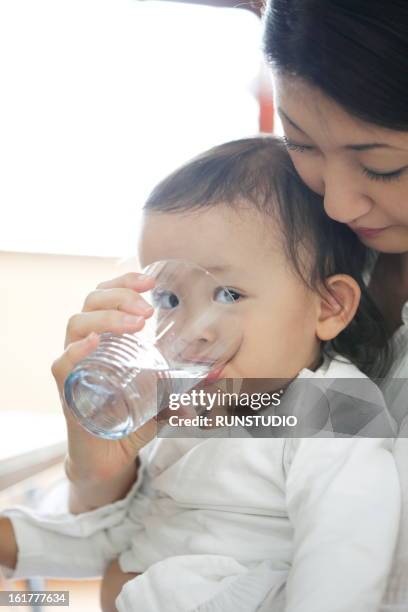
[203,364,225,384]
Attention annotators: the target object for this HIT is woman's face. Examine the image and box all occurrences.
[273,74,408,254]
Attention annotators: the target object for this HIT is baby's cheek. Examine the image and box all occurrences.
[235,310,312,379]
[228,334,274,378]
[238,317,281,376]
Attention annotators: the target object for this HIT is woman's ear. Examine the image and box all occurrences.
[315,274,361,341]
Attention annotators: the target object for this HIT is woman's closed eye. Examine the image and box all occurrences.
[361,165,407,182]
[213,287,244,304]
[283,134,407,183]
[283,136,315,153]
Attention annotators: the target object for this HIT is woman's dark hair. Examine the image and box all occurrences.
[263,0,408,131]
[144,136,391,377]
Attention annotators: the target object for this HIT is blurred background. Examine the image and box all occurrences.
[1,0,274,417]
[0,0,274,608]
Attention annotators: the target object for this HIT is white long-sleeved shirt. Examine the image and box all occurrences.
[380,300,408,611]
[1,356,401,612]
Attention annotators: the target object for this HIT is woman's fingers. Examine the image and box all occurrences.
[65,310,147,345]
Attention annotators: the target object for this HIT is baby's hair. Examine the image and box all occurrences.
[144,136,391,377]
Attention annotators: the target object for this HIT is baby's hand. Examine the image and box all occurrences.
[100,558,141,612]
[51,272,158,486]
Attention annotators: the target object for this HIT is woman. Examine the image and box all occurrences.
[262,0,408,609]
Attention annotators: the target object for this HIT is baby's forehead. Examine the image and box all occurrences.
[139,204,284,268]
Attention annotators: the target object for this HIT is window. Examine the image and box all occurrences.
[0,0,263,257]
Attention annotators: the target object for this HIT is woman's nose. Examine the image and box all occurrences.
[323,179,373,225]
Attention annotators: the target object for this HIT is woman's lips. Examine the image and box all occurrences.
[352,226,390,238]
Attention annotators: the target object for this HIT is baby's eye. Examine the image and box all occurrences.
[151,289,180,310]
[213,287,242,304]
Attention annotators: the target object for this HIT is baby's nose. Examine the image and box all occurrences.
[173,324,220,362]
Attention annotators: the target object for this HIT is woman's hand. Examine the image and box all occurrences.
[0,518,17,571]
[100,558,140,612]
[51,272,160,512]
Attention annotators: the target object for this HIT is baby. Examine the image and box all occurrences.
[1,137,400,612]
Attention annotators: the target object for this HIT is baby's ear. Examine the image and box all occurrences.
[315,274,361,341]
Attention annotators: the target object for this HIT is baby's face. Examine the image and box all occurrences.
[138,204,322,380]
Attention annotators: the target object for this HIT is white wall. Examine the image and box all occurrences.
[1,251,119,414]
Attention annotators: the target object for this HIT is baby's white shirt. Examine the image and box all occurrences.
[2,356,401,612]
